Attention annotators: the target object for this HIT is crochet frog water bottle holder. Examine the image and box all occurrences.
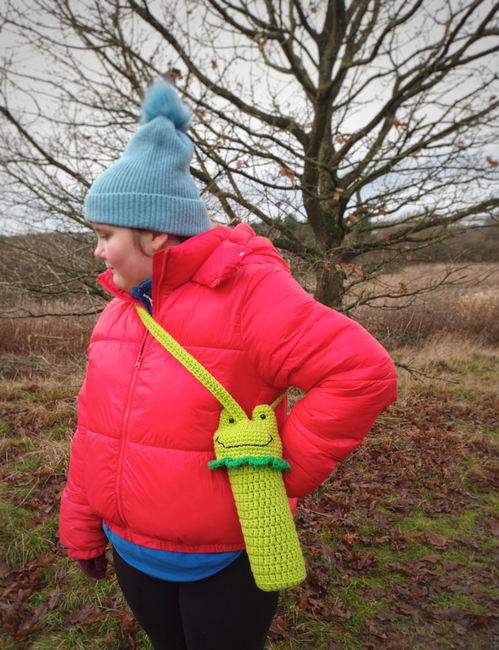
[136,305,306,592]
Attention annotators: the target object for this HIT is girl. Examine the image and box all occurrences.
[59,79,397,650]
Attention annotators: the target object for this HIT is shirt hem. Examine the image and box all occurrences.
[104,520,247,553]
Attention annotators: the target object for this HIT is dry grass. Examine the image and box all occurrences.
[0,373,83,472]
[354,263,499,347]
[1,263,497,383]
[0,314,97,354]
[0,303,97,378]
[392,331,499,398]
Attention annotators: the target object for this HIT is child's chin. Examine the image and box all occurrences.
[112,275,131,292]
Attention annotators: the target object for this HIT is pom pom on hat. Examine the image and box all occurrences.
[140,79,191,133]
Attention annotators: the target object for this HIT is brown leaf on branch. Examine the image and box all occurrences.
[486,156,498,167]
[335,133,351,144]
[280,166,296,188]
[379,206,388,215]
[333,187,344,201]
[166,68,182,81]
[348,213,359,223]
[258,36,268,51]
[211,60,218,69]
[340,262,350,273]
[236,161,242,169]
[399,282,408,295]
[354,265,364,277]
[387,117,400,128]
[385,236,394,245]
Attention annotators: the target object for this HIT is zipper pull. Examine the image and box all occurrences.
[135,331,149,370]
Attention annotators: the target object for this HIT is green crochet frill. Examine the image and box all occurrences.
[208,455,291,472]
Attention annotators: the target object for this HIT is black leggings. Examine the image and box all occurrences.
[113,547,279,650]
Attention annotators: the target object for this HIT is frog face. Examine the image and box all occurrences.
[214,404,283,460]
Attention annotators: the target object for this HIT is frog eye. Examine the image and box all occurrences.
[260,414,266,420]
[229,418,235,424]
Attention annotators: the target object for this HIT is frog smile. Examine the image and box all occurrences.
[215,436,273,449]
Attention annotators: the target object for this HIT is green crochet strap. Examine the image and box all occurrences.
[208,456,291,472]
[270,391,287,410]
[136,305,287,420]
[136,306,246,421]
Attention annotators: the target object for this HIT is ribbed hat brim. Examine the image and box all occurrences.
[85,192,211,236]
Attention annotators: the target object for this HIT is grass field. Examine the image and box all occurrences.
[354,263,499,348]
[2,263,499,364]
[0,332,498,649]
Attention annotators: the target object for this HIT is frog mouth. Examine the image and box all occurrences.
[215,436,273,449]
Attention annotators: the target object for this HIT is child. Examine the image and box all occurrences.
[59,80,397,650]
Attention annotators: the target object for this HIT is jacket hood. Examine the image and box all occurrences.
[97,223,289,307]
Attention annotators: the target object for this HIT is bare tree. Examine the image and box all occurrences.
[0,0,498,316]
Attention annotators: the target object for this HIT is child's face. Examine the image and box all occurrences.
[92,224,154,292]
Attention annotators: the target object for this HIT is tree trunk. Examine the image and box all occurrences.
[314,263,344,309]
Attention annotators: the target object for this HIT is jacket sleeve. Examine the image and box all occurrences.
[59,379,108,559]
[240,266,397,498]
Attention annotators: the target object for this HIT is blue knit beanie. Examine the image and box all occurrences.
[84,79,211,236]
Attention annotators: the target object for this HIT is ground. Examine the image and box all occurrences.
[0,334,498,649]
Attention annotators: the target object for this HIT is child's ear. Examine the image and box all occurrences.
[138,230,169,254]
[140,230,182,254]
[150,231,170,252]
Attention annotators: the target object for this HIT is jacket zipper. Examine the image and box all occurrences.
[116,330,150,539]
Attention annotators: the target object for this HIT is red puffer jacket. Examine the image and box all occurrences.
[59,224,397,560]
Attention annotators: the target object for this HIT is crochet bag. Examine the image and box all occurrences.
[136,305,306,592]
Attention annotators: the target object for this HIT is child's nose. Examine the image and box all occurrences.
[94,242,105,259]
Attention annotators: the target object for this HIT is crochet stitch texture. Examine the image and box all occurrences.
[136,305,306,591]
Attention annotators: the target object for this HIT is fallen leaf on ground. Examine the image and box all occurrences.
[65,604,103,625]
[425,529,447,546]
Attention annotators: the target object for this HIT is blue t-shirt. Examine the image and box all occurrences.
[104,523,241,581]
[120,280,241,580]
